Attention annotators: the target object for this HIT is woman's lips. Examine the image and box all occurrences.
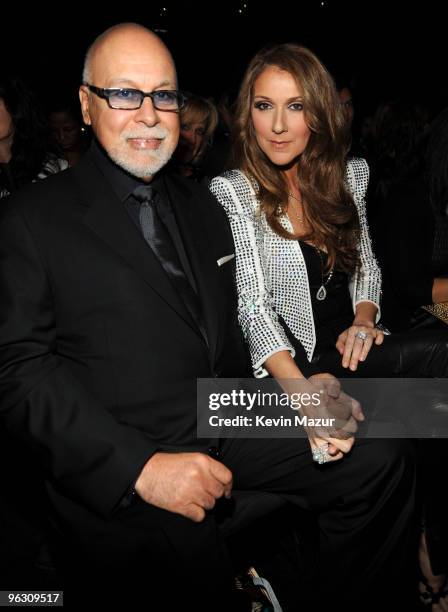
[270,140,291,149]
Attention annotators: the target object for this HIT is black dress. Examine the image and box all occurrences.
[299,241,352,354]
[296,241,448,575]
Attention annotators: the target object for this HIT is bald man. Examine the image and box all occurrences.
[0,23,416,612]
[0,23,252,609]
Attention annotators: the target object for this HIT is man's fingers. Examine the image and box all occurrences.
[208,457,232,485]
[208,458,233,498]
[205,480,225,500]
[183,503,206,523]
[326,436,354,454]
[350,397,365,421]
[199,493,217,510]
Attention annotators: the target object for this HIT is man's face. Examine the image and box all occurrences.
[79,42,180,181]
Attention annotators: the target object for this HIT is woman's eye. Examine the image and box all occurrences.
[289,103,304,111]
[254,102,271,111]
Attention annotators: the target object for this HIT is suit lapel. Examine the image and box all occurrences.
[163,175,224,363]
[73,155,201,335]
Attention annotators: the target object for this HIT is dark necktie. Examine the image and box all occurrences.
[132,184,207,344]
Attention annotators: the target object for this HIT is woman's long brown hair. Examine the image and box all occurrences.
[233,43,360,273]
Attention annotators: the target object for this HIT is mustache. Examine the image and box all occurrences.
[122,128,169,139]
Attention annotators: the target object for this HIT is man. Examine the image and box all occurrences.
[0,24,415,611]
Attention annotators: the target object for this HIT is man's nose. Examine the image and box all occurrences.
[133,96,159,126]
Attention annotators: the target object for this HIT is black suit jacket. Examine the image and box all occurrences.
[0,150,249,520]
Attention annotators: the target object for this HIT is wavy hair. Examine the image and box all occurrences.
[233,43,359,273]
[427,107,448,215]
[180,94,219,162]
[0,75,50,189]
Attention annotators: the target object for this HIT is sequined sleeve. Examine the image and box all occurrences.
[209,173,295,376]
[346,158,382,320]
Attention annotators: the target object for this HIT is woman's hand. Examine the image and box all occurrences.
[307,433,353,464]
[336,321,384,371]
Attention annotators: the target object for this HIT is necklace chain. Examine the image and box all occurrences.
[283,191,333,300]
[314,246,334,301]
[288,192,303,223]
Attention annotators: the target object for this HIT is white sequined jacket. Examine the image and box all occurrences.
[209,158,381,377]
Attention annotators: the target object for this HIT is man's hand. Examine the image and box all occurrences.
[304,373,364,437]
[304,373,365,460]
[134,452,233,522]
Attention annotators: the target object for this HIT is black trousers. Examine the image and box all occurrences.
[310,327,448,580]
[48,436,416,612]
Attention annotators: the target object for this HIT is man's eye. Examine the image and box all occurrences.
[114,90,138,99]
[154,91,175,102]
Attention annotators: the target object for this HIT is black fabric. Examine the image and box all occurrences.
[0,148,250,520]
[300,241,353,354]
[368,175,437,332]
[133,183,208,345]
[291,240,448,586]
[0,148,417,611]
[46,437,416,611]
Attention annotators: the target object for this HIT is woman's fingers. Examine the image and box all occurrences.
[374,330,384,345]
[341,326,383,370]
[342,330,356,367]
[358,334,374,363]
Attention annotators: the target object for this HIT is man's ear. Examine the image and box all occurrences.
[79,86,92,126]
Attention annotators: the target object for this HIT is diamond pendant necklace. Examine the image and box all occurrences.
[288,192,303,223]
[314,246,334,301]
[288,192,334,300]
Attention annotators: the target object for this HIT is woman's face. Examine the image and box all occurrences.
[49,111,81,152]
[251,66,311,167]
[0,98,14,162]
[0,99,14,141]
[177,114,207,163]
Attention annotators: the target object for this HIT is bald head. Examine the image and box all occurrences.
[82,23,176,86]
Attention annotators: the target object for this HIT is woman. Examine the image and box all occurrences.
[367,101,448,609]
[171,93,218,182]
[210,43,448,608]
[0,75,67,199]
[47,99,90,167]
[366,101,448,332]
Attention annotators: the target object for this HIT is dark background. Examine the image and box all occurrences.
[2,0,447,117]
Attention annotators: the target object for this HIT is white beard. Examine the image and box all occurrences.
[109,144,174,179]
[108,127,176,179]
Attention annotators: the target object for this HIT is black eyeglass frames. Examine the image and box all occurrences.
[84,84,187,111]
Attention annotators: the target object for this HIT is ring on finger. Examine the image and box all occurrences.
[312,443,332,465]
[355,330,368,341]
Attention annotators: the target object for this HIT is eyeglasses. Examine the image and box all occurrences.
[84,84,187,111]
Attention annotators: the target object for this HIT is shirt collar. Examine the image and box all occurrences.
[90,138,166,203]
